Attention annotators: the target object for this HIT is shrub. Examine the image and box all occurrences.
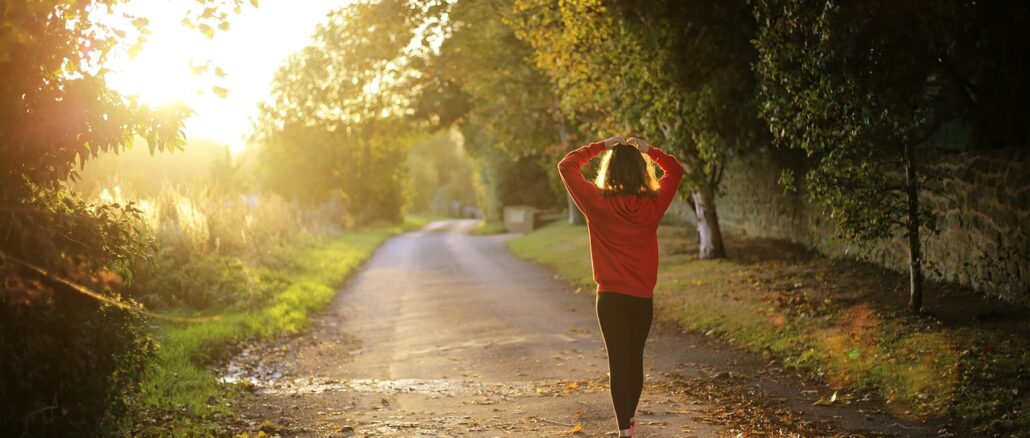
[92,183,316,312]
[0,182,159,436]
[0,293,156,436]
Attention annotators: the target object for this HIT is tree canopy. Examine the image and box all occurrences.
[253,0,432,224]
[0,1,249,433]
[753,0,1030,311]
[509,0,766,258]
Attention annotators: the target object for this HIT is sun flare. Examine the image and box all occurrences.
[108,43,206,108]
[101,0,346,154]
[102,2,209,108]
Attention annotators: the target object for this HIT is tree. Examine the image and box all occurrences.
[753,0,1030,312]
[0,0,246,433]
[510,0,766,259]
[254,0,427,224]
[459,120,564,221]
[406,131,477,216]
[410,0,569,222]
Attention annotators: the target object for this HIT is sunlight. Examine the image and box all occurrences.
[101,0,347,154]
[108,41,202,108]
[103,1,207,107]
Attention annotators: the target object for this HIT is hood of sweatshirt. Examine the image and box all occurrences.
[604,194,658,227]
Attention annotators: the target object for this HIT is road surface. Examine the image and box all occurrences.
[226,220,937,437]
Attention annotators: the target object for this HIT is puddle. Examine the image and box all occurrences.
[220,342,286,386]
[357,415,525,436]
[220,342,535,397]
[246,376,533,397]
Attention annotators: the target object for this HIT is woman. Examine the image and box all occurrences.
[557,135,684,437]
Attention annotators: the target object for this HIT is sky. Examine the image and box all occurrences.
[104,0,348,154]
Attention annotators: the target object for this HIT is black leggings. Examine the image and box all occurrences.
[596,292,653,430]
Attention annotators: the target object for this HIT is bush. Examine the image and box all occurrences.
[90,183,317,312]
[0,293,156,436]
[129,252,261,311]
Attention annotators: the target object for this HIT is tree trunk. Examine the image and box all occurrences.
[904,142,924,313]
[691,186,726,259]
[568,194,585,225]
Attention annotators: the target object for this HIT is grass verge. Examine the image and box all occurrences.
[508,221,1029,436]
[468,220,508,235]
[130,216,435,436]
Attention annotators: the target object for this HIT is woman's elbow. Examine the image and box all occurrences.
[557,159,577,174]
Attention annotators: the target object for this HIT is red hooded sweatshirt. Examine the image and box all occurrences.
[558,141,685,299]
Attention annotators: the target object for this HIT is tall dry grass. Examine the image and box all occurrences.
[90,181,344,310]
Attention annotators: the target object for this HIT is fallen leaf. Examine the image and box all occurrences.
[812,390,850,406]
[565,423,583,434]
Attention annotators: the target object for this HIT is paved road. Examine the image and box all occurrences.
[228,220,937,437]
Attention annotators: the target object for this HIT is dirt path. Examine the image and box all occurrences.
[226,220,938,437]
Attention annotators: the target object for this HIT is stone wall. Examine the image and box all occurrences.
[670,147,1030,305]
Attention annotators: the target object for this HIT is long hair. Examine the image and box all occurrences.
[593,144,659,197]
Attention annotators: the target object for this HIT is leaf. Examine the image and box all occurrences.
[127,42,144,59]
[250,0,259,7]
[212,86,229,98]
[565,423,583,435]
[198,23,215,39]
[813,390,851,406]
[131,17,150,29]
[813,391,837,406]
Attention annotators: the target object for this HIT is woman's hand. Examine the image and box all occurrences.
[626,137,650,153]
[603,136,626,149]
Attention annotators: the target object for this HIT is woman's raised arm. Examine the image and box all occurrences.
[558,136,623,217]
[642,143,685,216]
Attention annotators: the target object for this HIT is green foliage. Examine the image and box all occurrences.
[405,131,477,216]
[505,0,764,257]
[0,183,159,436]
[0,2,246,435]
[753,0,1030,243]
[77,181,319,312]
[74,138,241,195]
[0,294,156,436]
[254,0,435,225]
[0,2,189,194]
[460,121,563,221]
[509,0,765,196]
[423,0,562,158]
[131,221,428,435]
[754,1,928,243]
[133,253,261,311]
[752,0,1030,311]
[413,0,567,218]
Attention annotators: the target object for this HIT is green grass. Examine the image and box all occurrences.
[508,221,1029,436]
[468,220,508,236]
[131,217,434,436]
